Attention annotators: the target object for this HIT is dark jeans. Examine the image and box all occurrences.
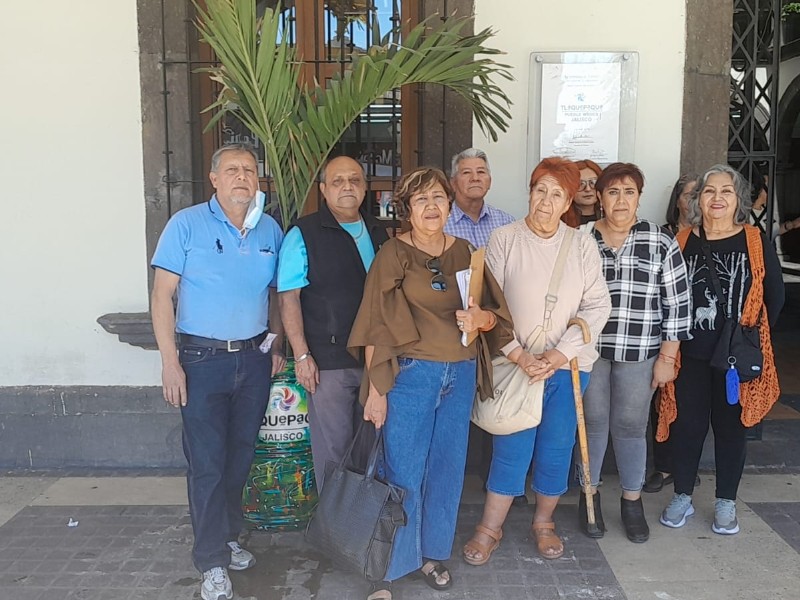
[179,345,272,573]
[670,358,747,500]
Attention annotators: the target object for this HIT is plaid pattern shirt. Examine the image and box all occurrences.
[588,220,693,362]
[444,202,515,248]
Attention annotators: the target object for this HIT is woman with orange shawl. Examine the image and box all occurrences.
[657,164,784,535]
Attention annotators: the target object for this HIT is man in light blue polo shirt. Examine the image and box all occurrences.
[151,143,284,600]
[444,147,514,248]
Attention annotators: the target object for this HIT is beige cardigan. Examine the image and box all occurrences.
[485,220,611,371]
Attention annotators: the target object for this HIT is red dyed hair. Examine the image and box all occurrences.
[529,157,580,200]
[596,162,645,194]
[575,159,602,178]
[561,206,581,228]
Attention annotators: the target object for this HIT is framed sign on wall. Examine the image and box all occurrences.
[527,52,639,171]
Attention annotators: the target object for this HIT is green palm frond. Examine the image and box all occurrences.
[195,0,513,228]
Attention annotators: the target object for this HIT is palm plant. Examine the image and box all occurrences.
[194,0,513,228]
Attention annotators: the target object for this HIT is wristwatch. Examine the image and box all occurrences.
[296,352,312,362]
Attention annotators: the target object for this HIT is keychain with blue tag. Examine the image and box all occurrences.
[725,358,740,405]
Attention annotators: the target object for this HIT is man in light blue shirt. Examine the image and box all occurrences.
[444,148,515,247]
[151,143,284,600]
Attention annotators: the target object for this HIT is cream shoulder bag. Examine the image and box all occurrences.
[471,227,574,435]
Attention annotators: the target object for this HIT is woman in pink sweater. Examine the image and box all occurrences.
[463,157,611,564]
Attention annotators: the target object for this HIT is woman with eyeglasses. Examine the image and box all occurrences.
[579,163,693,543]
[348,167,512,600]
[560,159,602,228]
[575,159,603,225]
[463,157,611,565]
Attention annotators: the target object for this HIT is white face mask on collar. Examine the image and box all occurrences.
[243,190,266,230]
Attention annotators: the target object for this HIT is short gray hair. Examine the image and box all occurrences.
[450,148,491,178]
[210,143,259,172]
[686,164,753,227]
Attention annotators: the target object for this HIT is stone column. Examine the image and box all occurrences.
[680,0,734,173]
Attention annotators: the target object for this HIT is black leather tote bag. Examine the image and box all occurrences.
[306,423,406,581]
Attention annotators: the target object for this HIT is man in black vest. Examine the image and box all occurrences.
[277,156,388,490]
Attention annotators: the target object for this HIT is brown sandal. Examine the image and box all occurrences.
[531,521,564,560]
[462,524,503,566]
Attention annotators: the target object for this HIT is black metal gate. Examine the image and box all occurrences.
[729,0,781,240]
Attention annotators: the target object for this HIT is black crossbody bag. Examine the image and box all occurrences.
[699,227,763,382]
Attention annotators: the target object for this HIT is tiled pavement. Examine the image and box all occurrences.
[1,472,800,600]
[748,501,800,553]
[0,505,194,600]
[0,501,624,600]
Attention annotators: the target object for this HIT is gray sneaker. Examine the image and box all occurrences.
[201,566,232,600]
[712,499,740,535]
[660,493,695,528]
[228,541,256,570]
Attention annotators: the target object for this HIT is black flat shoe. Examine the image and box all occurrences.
[417,560,452,591]
[578,491,606,538]
[620,497,650,543]
[643,472,673,493]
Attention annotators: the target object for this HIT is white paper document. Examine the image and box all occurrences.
[259,332,278,353]
[456,267,471,347]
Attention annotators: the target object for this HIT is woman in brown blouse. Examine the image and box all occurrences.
[348,167,512,600]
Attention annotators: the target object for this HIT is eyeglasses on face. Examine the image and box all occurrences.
[578,178,597,191]
[426,256,447,292]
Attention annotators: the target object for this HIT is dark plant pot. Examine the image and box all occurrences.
[783,14,800,45]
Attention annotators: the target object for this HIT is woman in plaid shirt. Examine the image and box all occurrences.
[579,163,693,543]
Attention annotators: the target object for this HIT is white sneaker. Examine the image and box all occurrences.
[201,566,233,600]
[228,540,256,570]
[660,493,695,528]
[712,498,740,535]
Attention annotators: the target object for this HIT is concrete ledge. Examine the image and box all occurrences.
[0,386,184,469]
[97,312,157,350]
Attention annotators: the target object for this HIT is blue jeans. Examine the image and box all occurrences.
[179,345,271,573]
[488,370,589,497]
[383,357,476,582]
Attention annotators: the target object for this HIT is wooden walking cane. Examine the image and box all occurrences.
[567,317,600,536]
